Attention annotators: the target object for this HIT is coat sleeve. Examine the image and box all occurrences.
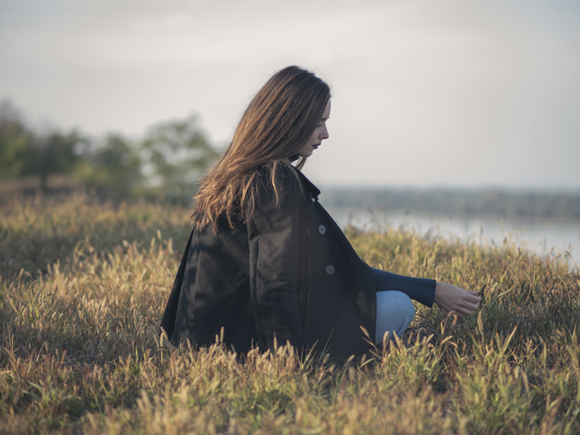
[247,170,304,352]
[370,267,436,307]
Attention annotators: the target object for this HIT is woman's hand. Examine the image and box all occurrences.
[434,282,481,317]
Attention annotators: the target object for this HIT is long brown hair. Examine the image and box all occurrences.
[192,66,331,232]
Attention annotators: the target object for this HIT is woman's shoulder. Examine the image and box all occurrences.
[253,160,305,206]
[256,160,302,189]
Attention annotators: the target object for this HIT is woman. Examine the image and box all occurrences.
[160,66,480,356]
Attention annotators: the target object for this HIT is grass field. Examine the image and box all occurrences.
[1,193,579,434]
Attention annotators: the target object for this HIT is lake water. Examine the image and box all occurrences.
[326,207,580,269]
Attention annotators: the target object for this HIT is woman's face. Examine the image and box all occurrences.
[297,100,331,157]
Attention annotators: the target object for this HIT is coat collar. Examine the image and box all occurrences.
[294,168,321,200]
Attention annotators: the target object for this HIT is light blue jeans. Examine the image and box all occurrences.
[374,290,416,344]
[372,266,417,343]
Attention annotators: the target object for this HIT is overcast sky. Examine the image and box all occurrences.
[1,0,579,189]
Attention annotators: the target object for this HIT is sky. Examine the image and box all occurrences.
[1,0,579,189]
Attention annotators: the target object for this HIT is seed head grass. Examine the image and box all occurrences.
[1,194,579,434]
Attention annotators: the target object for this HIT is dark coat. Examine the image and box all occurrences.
[160,165,377,355]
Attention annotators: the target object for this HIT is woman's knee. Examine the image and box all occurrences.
[395,292,416,321]
[375,291,415,343]
[377,290,415,319]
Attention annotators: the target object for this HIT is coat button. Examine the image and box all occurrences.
[325,265,335,275]
[318,224,326,235]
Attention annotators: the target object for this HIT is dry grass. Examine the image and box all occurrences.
[1,193,579,434]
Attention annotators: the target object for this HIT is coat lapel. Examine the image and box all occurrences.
[295,170,321,200]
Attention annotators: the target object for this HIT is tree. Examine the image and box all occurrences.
[0,100,86,194]
[35,129,86,194]
[140,115,216,203]
[1,101,217,202]
[74,134,142,198]
[0,100,33,180]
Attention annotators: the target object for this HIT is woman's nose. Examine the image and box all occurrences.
[320,126,329,140]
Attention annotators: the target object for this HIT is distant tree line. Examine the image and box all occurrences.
[322,187,580,221]
[0,100,217,204]
[3,99,579,220]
